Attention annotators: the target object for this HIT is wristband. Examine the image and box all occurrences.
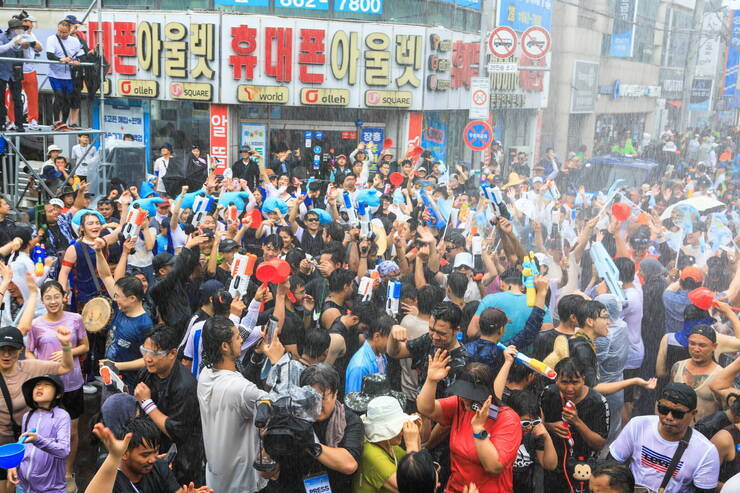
[140,399,157,414]
[61,344,72,350]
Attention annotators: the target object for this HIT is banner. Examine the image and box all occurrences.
[723,10,740,109]
[210,104,229,173]
[610,0,637,58]
[571,61,598,114]
[497,0,553,32]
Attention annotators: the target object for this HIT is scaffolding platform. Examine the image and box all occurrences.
[1,128,103,138]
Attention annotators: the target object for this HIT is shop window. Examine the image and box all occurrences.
[150,100,210,157]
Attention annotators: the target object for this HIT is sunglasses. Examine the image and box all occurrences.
[305,217,319,222]
[657,404,688,419]
[520,419,542,427]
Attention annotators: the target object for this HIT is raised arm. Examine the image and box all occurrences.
[18,273,39,336]
[415,349,450,423]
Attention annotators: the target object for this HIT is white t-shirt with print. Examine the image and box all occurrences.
[609,416,719,493]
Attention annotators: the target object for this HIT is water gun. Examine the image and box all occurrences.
[562,398,575,448]
[546,180,560,200]
[192,195,215,227]
[496,343,556,380]
[419,188,446,230]
[228,253,257,298]
[358,202,371,240]
[521,251,539,307]
[385,280,401,316]
[32,244,46,276]
[227,204,239,223]
[480,184,510,220]
[358,275,375,302]
[343,192,359,227]
[589,241,627,306]
[122,203,147,241]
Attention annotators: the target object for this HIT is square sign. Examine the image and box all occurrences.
[469,77,489,120]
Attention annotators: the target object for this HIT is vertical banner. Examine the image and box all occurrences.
[610,0,638,58]
[421,112,447,163]
[210,104,229,174]
[406,112,423,153]
[723,10,740,109]
[469,77,490,120]
[241,124,267,158]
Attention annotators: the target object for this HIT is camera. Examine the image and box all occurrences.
[201,228,215,239]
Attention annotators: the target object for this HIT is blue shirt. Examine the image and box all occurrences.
[345,341,386,395]
[465,306,546,373]
[105,308,153,385]
[475,291,551,342]
[663,289,691,334]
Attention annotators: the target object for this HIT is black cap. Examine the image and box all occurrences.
[240,145,252,153]
[22,374,64,408]
[689,324,717,344]
[660,382,697,410]
[219,239,239,252]
[446,371,491,404]
[8,19,24,30]
[447,232,466,248]
[0,326,24,349]
[152,252,175,272]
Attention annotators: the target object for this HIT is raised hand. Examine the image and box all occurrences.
[55,325,72,346]
[92,423,132,460]
[426,349,451,383]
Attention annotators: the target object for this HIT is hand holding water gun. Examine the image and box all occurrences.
[419,188,446,230]
[480,183,511,221]
[192,195,215,227]
[358,202,371,240]
[122,203,147,241]
[385,280,402,316]
[32,245,46,277]
[521,251,539,307]
[561,399,576,449]
[228,253,257,298]
[496,342,557,380]
[343,192,359,228]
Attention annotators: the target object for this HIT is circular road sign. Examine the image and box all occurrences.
[521,26,551,59]
[463,120,494,151]
[488,26,518,59]
[472,89,488,106]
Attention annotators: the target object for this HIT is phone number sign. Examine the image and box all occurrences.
[463,120,493,151]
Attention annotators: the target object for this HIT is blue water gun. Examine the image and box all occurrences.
[589,241,627,306]
[521,251,539,307]
[419,188,446,230]
[358,203,371,240]
[32,245,47,277]
[480,184,510,220]
[385,280,401,316]
[343,192,359,227]
[192,195,215,227]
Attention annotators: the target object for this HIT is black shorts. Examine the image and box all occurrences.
[62,386,85,420]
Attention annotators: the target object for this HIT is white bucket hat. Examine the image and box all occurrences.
[361,396,417,443]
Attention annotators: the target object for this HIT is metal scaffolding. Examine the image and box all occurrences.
[0,0,108,206]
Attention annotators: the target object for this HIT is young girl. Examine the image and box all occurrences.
[21,280,89,493]
[8,374,71,493]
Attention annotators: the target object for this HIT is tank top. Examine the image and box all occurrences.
[70,240,102,312]
[321,299,345,328]
[719,425,740,483]
[673,359,722,421]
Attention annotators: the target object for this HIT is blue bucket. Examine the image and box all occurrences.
[0,429,35,469]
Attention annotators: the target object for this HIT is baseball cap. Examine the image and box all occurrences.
[446,371,491,404]
[64,15,82,24]
[447,232,466,248]
[152,252,176,271]
[680,266,704,283]
[49,198,64,208]
[199,279,225,302]
[219,239,239,252]
[0,326,24,349]
[689,324,717,344]
[660,382,697,411]
[160,142,173,152]
[453,252,474,270]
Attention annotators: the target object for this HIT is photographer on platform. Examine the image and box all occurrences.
[7,12,41,131]
[0,18,26,132]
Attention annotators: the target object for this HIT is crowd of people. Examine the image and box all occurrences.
[1,23,740,488]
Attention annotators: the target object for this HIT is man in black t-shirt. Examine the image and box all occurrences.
[387,301,470,398]
[540,357,609,493]
[533,294,582,361]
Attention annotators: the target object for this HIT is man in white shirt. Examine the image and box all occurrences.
[7,14,42,130]
[154,143,174,195]
[45,20,83,130]
[70,133,98,181]
[609,383,719,493]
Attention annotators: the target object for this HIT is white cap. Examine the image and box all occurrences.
[453,252,474,270]
[49,198,64,208]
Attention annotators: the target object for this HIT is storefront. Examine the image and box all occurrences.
[30,8,481,171]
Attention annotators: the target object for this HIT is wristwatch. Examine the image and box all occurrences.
[307,443,323,458]
[472,429,489,440]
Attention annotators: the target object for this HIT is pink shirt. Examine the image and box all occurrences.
[28,312,87,391]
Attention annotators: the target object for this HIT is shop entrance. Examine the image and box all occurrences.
[268,121,377,168]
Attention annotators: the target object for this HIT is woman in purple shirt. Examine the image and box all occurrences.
[20,280,88,492]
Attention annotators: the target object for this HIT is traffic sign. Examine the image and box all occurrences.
[488,26,517,59]
[469,77,489,120]
[463,120,494,151]
[521,26,551,59]
[315,130,324,140]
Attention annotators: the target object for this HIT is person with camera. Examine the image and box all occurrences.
[416,352,521,493]
[0,18,26,133]
[197,316,282,493]
[6,12,41,131]
[45,20,83,131]
[261,363,364,493]
[232,147,262,190]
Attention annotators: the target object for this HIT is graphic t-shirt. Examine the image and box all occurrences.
[28,312,87,391]
[105,308,153,386]
[609,416,719,493]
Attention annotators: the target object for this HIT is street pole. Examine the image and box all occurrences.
[680,0,706,132]
[476,0,492,184]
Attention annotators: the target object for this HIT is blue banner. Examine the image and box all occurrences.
[456,0,481,10]
[498,0,553,32]
[421,112,447,164]
[724,10,740,109]
[609,0,637,58]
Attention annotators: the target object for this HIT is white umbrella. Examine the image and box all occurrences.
[660,196,726,220]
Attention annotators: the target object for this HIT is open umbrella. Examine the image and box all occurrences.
[660,197,726,220]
